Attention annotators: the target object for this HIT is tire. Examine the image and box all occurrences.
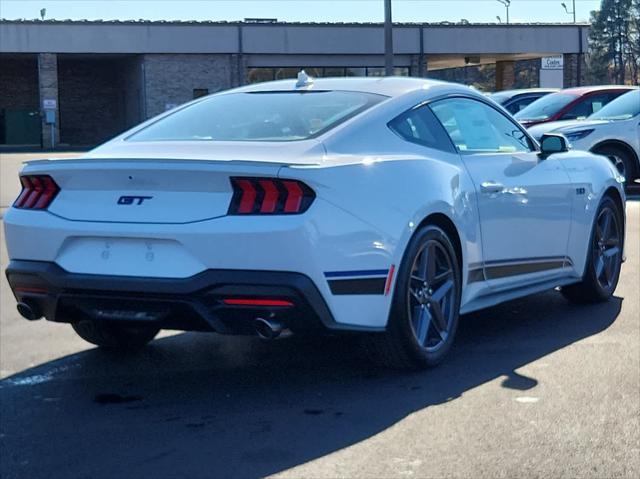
[72,320,160,350]
[365,225,462,369]
[561,196,623,304]
[593,145,637,186]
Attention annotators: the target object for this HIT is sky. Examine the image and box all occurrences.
[0,0,602,24]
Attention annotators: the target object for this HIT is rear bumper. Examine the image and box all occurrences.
[5,260,366,334]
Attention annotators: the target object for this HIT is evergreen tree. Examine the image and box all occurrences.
[630,0,640,83]
[588,0,637,84]
[588,9,612,83]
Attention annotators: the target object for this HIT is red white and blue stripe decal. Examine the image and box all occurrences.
[324,267,395,295]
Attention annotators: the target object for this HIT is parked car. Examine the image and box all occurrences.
[528,89,640,186]
[4,76,626,369]
[515,85,636,128]
[489,88,558,115]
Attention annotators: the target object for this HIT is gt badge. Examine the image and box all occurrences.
[117,195,153,205]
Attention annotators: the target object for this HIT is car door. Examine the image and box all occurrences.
[429,96,575,289]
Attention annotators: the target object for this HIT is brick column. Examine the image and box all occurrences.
[230,53,246,87]
[495,60,516,91]
[563,53,586,88]
[410,54,428,78]
[37,53,60,149]
[142,54,235,119]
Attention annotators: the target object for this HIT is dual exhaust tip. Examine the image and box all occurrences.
[16,302,285,339]
[17,301,42,321]
[254,317,284,340]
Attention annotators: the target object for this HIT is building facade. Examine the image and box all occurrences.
[0,20,589,149]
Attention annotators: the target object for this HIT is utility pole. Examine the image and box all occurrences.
[562,1,577,23]
[497,0,511,24]
[384,0,394,76]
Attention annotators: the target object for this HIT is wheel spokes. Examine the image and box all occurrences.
[428,301,448,341]
[409,287,422,302]
[595,254,605,279]
[593,207,620,290]
[417,246,429,281]
[431,279,453,303]
[413,306,431,345]
[426,243,438,284]
[600,211,612,242]
[407,239,457,352]
[603,253,616,285]
[604,246,620,258]
[605,237,619,247]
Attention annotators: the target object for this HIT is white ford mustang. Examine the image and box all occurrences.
[4,76,626,368]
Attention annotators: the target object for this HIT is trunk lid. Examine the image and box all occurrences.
[21,139,325,224]
[22,158,284,224]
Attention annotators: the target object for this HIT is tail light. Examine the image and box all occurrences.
[13,175,60,210]
[229,177,315,215]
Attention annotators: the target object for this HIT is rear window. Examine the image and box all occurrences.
[128,91,386,142]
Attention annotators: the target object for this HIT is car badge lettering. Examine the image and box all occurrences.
[117,195,153,205]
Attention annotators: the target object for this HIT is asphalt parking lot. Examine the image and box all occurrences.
[0,152,639,479]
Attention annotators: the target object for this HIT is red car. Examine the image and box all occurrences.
[514,86,635,128]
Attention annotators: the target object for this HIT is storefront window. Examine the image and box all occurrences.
[346,67,366,77]
[324,67,347,77]
[247,68,275,83]
[366,67,386,77]
[246,66,411,84]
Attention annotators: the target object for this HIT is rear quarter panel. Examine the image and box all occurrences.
[287,109,484,310]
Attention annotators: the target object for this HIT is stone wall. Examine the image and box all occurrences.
[38,53,60,147]
[142,54,236,118]
[121,56,144,130]
[58,56,131,146]
[563,53,587,88]
[495,61,516,91]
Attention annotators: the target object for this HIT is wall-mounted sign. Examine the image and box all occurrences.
[43,99,57,109]
[541,56,564,70]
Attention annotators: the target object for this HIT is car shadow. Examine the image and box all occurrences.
[0,291,622,479]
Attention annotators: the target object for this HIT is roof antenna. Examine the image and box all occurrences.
[296,70,313,88]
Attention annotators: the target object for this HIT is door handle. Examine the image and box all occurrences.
[480,181,505,194]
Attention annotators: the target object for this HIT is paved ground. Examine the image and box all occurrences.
[0,153,638,479]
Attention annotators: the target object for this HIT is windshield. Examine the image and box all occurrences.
[129,91,386,142]
[514,93,578,121]
[590,90,640,120]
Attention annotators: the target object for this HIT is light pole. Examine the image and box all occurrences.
[384,0,394,76]
[496,0,511,24]
[561,1,576,23]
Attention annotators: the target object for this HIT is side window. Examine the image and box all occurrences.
[430,97,534,154]
[388,104,455,153]
[561,93,614,120]
[506,96,536,115]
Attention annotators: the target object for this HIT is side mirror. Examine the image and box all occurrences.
[539,133,569,158]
